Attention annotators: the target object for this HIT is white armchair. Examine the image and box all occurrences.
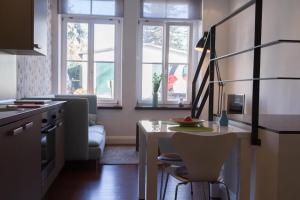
[54,95,106,161]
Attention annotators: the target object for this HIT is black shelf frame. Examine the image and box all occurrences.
[191,0,300,146]
[210,40,300,62]
[209,77,300,84]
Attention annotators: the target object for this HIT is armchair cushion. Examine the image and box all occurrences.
[88,132,104,148]
[88,125,106,159]
[89,125,105,135]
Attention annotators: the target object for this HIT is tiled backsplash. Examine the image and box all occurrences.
[16,0,52,99]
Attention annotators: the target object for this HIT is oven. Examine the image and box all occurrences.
[41,123,56,171]
[41,109,59,180]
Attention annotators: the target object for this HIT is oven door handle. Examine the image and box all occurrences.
[45,125,57,133]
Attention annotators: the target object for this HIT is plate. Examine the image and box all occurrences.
[171,118,205,127]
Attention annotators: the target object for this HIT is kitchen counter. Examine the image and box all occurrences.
[0,101,65,127]
[227,114,300,134]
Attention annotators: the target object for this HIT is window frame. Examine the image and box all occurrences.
[61,15,122,105]
[137,18,199,105]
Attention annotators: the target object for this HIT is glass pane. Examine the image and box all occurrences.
[66,61,88,94]
[64,0,91,15]
[168,25,190,63]
[94,62,115,99]
[142,64,162,101]
[92,0,115,16]
[94,24,115,62]
[167,64,188,101]
[67,23,89,61]
[142,25,163,63]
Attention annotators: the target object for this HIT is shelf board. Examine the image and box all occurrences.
[210,77,300,84]
[210,40,300,62]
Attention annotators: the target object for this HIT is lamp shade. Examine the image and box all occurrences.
[195,31,210,52]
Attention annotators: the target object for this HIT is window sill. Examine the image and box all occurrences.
[97,105,123,110]
[135,104,191,111]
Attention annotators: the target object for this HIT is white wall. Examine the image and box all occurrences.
[225,0,300,114]
[224,0,255,114]
[0,52,16,99]
[97,0,190,144]
[202,0,230,32]
[201,0,230,116]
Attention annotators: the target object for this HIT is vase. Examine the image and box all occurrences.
[152,92,158,107]
[219,110,228,126]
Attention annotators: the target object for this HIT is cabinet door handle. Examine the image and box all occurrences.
[24,122,34,130]
[9,127,24,136]
[46,125,57,133]
[34,44,41,49]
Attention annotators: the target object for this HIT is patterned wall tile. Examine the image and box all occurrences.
[16,0,52,98]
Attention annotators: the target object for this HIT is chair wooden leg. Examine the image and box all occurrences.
[162,174,169,200]
[218,182,230,200]
[160,168,164,200]
[174,183,179,200]
[174,182,187,200]
[208,182,210,200]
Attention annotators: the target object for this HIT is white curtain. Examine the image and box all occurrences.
[58,0,124,16]
[141,0,202,19]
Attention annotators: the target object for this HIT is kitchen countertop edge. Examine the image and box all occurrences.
[0,101,66,127]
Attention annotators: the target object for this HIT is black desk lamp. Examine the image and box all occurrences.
[195,31,223,114]
[195,31,210,52]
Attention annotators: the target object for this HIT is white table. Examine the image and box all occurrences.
[138,120,252,200]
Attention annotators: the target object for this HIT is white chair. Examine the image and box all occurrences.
[158,137,184,200]
[163,132,237,200]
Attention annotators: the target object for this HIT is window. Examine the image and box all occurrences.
[138,0,200,105]
[59,0,123,105]
[138,21,194,104]
[61,17,122,104]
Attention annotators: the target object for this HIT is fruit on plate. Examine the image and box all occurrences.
[171,117,204,127]
[184,116,193,122]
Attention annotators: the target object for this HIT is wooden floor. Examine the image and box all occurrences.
[44,164,209,200]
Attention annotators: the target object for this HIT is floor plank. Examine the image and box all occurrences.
[44,164,209,200]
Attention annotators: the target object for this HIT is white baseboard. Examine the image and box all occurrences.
[106,136,136,145]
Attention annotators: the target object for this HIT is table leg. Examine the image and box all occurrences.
[146,134,158,200]
[138,126,146,199]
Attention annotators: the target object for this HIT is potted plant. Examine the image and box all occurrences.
[152,73,162,106]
